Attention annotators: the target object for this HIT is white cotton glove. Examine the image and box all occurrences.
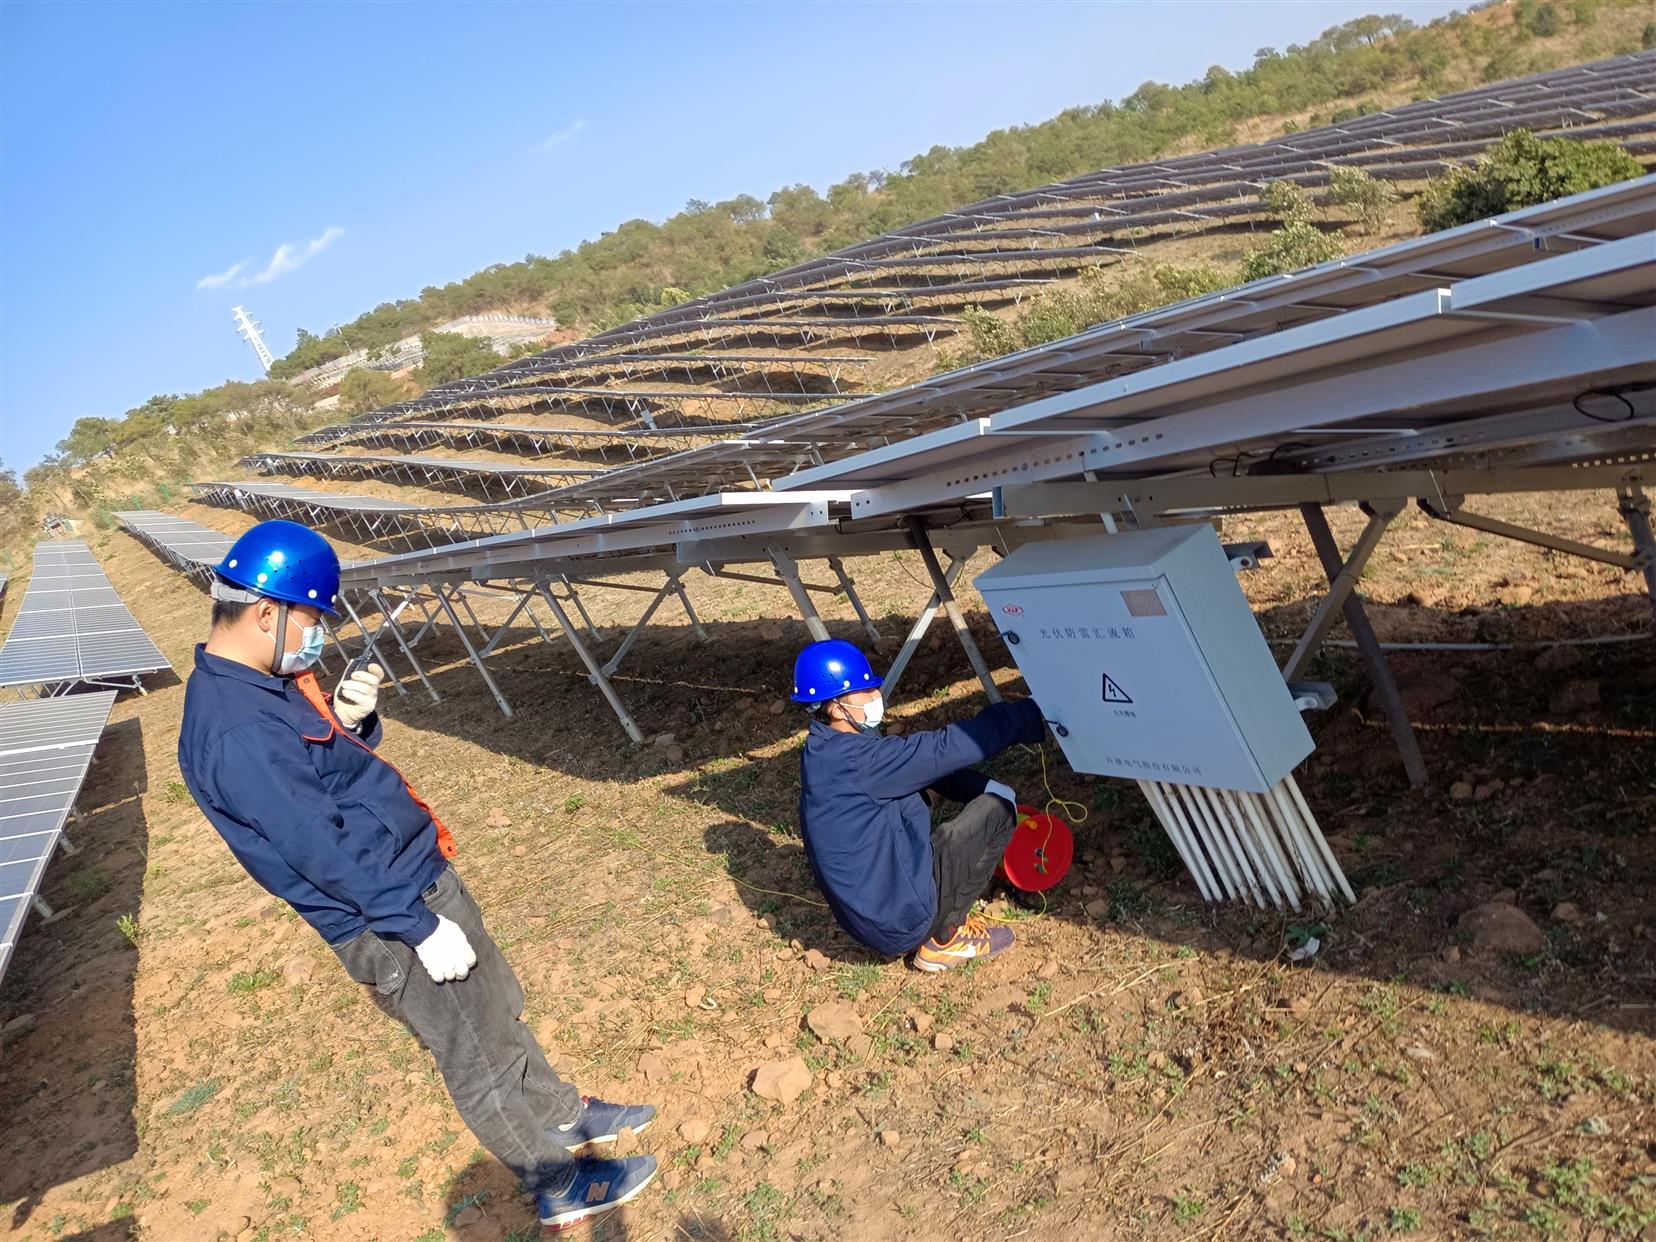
[415,915,477,983]
[984,779,1018,809]
[334,663,384,731]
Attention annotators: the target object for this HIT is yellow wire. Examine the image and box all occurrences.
[1033,743,1089,826]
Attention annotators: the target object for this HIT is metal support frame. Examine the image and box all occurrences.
[828,556,882,645]
[367,589,442,703]
[1617,484,1656,616]
[598,574,684,679]
[903,517,1001,703]
[768,546,830,642]
[882,554,966,703]
[1420,497,1641,569]
[534,581,645,743]
[434,585,513,717]
[1300,503,1429,790]
[1281,500,1402,681]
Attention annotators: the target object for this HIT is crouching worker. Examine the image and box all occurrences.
[793,640,1045,972]
[177,520,657,1230]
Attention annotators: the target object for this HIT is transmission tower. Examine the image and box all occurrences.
[231,305,275,373]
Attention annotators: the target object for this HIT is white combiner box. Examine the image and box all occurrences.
[974,525,1313,794]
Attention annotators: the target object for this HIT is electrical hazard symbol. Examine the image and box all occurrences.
[1102,673,1133,704]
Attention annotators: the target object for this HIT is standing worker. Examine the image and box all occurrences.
[177,520,657,1231]
[792,640,1046,971]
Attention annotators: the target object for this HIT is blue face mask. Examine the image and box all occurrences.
[272,620,325,675]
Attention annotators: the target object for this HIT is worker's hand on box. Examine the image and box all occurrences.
[984,779,1017,809]
[334,663,384,731]
[415,915,477,983]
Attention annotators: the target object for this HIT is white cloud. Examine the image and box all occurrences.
[246,226,345,285]
[532,119,586,154]
[196,259,250,290]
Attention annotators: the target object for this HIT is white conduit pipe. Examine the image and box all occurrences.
[1202,784,1282,910]
[1283,774,1357,904]
[1226,787,1303,913]
[1244,787,1321,902]
[1173,782,1249,905]
[1140,780,1219,902]
[1267,780,1338,904]
[1185,783,1264,908]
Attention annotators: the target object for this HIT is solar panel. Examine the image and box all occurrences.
[0,690,117,987]
[0,541,172,692]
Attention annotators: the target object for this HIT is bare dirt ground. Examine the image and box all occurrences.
[2,491,1653,1242]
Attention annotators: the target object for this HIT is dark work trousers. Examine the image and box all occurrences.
[330,866,581,1193]
[927,793,1018,943]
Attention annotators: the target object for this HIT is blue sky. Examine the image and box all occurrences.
[0,0,1465,470]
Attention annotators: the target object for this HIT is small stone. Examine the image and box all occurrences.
[665,745,685,763]
[826,1070,843,1089]
[685,985,706,1009]
[910,1010,934,1035]
[485,806,510,828]
[452,1205,482,1227]
[878,1130,901,1148]
[1280,1156,1298,1177]
[1490,888,1518,905]
[1458,902,1545,956]
[806,1001,863,1043]
[1146,1050,1167,1069]
[1404,1044,1436,1061]
[1036,960,1060,980]
[556,938,574,950]
[764,1033,784,1050]
[1084,898,1109,917]
[613,1126,639,1156]
[934,1032,955,1052]
[1292,1061,1308,1075]
[762,987,783,1001]
[1110,855,1128,874]
[741,1129,769,1152]
[661,1169,682,1191]
[1449,781,1474,802]
[678,1119,711,1144]
[281,956,315,986]
[1441,945,1461,963]
[751,1056,812,1104]
[637,1052,669,1083]
[769,700,787,716]
[652,732,678,749]
[1549,679,1601,715]
[846,1033,873,1059]
[1534,644,1583,672]
[802,948,830,973]
[1552,901,1583,925]
[695,1152,717,1172]
[512,845,527,858]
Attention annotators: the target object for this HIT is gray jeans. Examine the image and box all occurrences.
[331,867,580,1192]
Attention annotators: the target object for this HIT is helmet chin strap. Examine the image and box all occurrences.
[271,600,292,675]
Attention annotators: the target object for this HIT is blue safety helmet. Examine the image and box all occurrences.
[791,639,883,704]
[213,519,342,615]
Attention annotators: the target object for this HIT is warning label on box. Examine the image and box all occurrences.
[1102,673,1132,704]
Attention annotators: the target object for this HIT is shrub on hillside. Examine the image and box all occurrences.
[1242,222,1347,281]
[411,331,503,388]
[1327,165,1398,230]
[339,368,413,416]
[1260,180,1314,225]
[1417,130,1645,232]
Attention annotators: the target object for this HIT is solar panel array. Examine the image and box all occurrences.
[0,542,172,692]
[203,52,1656,553]
[0,690,117,987]
[113,511,237,584]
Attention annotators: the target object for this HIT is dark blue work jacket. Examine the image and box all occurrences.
[798,698,1044,955]
[178,645,443,947]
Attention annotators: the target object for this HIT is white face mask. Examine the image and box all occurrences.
[840,693,884,733]
[269,617,325,675]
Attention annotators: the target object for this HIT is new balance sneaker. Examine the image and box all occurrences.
[553,1096,658,1152]
[536,1155,657,1231]
[912,915,1015,972]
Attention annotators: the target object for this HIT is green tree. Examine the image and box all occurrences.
[1242,222,1346,281]
[338,369,412,415]
[411,332,503,388]
[1417,129,1645,232]
[1326,165,1397,230]
[1529,4,1562,36]
[1643,21,1656,48]
[1260,180,1314,225]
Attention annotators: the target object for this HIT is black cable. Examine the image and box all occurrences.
[1573,388,1637,424]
